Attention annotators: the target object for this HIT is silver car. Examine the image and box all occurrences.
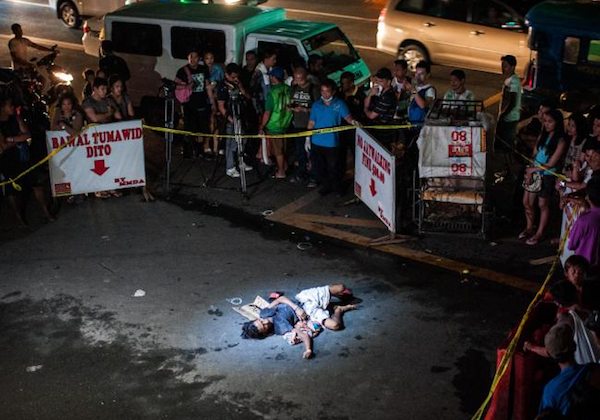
[376,0,534,74]
[50,0,268,28]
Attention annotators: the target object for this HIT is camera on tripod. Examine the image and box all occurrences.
[160,77,177,97]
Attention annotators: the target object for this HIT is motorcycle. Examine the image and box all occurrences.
[17,46,74,105]
[33,47,74,104]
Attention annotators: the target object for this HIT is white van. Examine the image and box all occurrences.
[83,1,371,105]
[49,0,267,28]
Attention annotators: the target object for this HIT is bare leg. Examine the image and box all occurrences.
[533,197,550,240]
[32,187,55,221]
[322,304,357,331]
[8,195,27,226]
[275,154,286,177]
[522,191,536,232]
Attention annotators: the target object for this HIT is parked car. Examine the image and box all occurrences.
[376,0,539,75]
[82,1,370,105]
[50,0,267,28]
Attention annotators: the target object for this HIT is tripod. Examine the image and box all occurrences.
[163,94,176,197]
[230,92,248,197]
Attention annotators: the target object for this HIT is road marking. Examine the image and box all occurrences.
[268,192,539,293]
[0,34,83,52]
[5,0,49,8]
[483,91,502,108]
[285,8,378,23]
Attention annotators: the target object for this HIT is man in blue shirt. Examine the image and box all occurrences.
[539,323,590,416]
[307,79,360,195]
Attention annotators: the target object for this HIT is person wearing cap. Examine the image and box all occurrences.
[307,79,360,196]
[496,55,521,151]
[259,66,293,179]
[538,323,591,416]
[364,67,398,144]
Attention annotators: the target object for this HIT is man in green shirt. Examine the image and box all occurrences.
[259,67,293,179]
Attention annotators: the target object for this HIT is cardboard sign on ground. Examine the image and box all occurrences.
[233,296,269,320]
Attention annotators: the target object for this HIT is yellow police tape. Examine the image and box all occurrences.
[0,123,408,189]
[141,123,413,140]
[496,134,569,182]
[0,124,96,190]
[471,228,571,420]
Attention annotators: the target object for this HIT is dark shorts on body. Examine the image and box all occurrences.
[537,174,556,199]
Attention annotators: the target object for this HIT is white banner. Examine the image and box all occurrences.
[46,120,146,196]
[354,128,396,232]
[417,126,486,178]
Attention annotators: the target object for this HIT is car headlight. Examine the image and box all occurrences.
[53,72,74,84]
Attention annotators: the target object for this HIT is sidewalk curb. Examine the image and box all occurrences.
[168,191,540,294]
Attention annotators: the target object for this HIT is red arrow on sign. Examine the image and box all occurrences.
[91,159,109,176]
[369,178,377,196]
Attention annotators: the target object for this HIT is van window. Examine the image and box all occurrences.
[563,37,580,65]
[395,0,467,21]
[171,27,226,62]
[472,0,524,32]
[588,40,600,65]
[112,22,162,56]
[257,41,303,75]
[302,28,359,74]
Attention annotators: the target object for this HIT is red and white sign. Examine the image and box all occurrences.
[46,120,146,197]
[417,126,486,178]
[354,128,396,232]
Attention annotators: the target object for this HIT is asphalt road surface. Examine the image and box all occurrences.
[0,194,531,419]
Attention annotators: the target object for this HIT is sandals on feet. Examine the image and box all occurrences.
[518,230,533,240]
[526,236,542,246]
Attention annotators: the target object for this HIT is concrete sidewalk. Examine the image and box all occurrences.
[167,150,559,293]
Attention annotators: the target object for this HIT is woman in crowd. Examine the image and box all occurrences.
[558,113,588,262]
[107,75,135,121]
[0,95,54,224]
[51,92,84,135]
[521,109,567,245]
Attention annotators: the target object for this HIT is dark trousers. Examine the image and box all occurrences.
[313,144,341,192]
[495,120,518,151]
[291,130,309,180]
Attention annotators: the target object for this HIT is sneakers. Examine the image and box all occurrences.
[306,180,318,188]
[226,168,240,178]
[242,165,253,171]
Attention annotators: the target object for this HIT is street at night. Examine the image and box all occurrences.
[1,1,600,419]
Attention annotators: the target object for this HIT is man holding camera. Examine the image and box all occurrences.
[217,63,253,178]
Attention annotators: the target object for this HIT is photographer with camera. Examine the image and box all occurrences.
[217,63,253,178]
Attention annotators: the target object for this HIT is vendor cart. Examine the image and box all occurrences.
[415,99,490,237]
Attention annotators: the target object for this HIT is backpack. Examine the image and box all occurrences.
[175,66,193,104]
